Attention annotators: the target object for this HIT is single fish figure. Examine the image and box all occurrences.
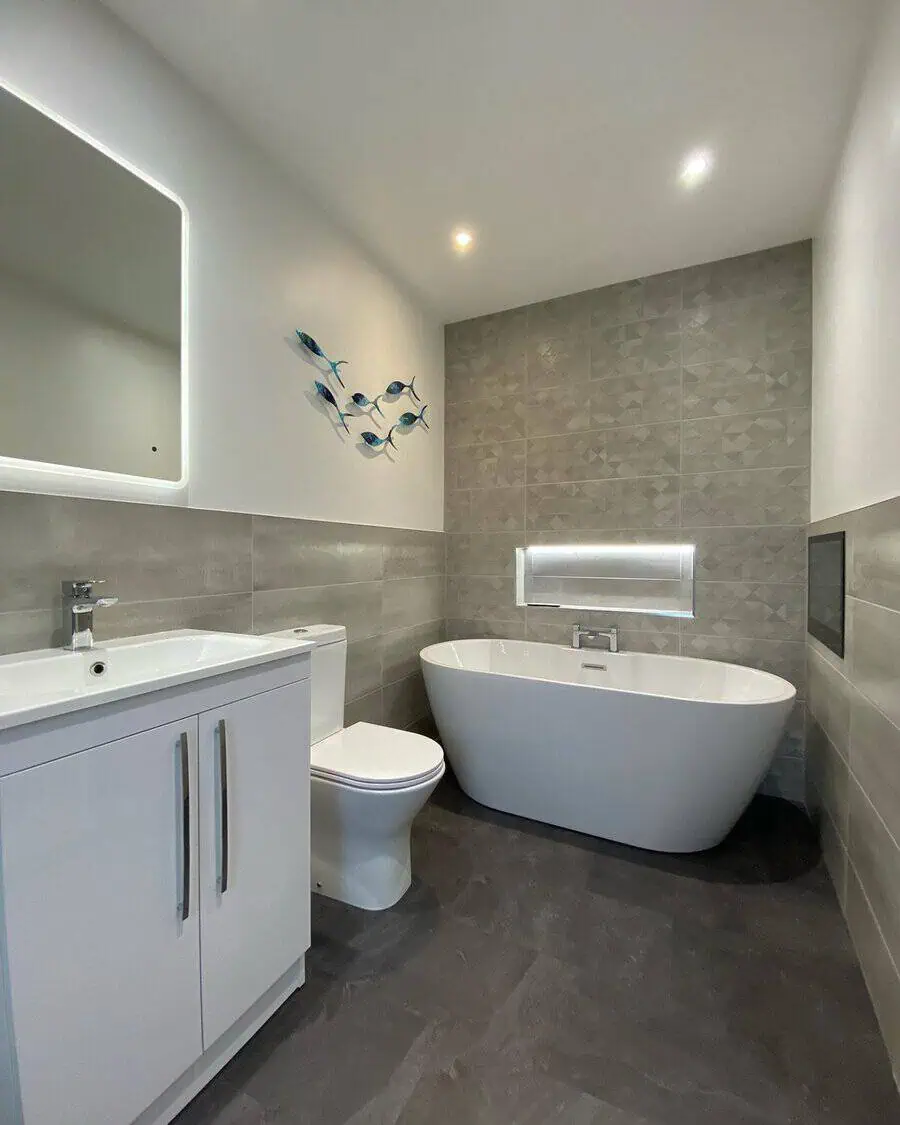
[348,391,385,417]
[396,404,429,430]
[360,427,397,450]
[314,380,351,433]
[296,330,348,387]
[383,376,420,402]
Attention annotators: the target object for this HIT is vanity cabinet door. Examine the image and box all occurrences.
[0,721,203,1125]
[198,680,311,1047]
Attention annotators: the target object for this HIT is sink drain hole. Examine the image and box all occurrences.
[90,660,107,677]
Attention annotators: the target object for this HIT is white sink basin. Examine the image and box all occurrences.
[0,630,313,731]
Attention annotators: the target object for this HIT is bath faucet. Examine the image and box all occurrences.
[571,623,619,653]
[62,579,119,651]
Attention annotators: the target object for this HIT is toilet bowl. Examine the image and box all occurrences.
[267,625,444,911]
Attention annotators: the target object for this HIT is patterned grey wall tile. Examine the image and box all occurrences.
[252,515,383,591]
[446,487,525,533]
[527,477,680,531]
[446,533,523,577]
[527,423,681,484]
[445,575,523,624]
[445,393,527,448]
[681,467,809,527]
[446,440,527,491]
[252,581,383,642]
[0,609,58,655]
[345,689,384,727]
[850,495,900,613]
[682,242,811,307]
[525,617,680,652]
[849,598,900,729]
[850,778,900,971]
[762,288,812,352]
[692,526,806,584]
[852,689,900,847]
[591,315,681,378]
[446,308,528,358]
[587,279,644,329]
[526,604,680,636]
[382,620,445,685]
[346,636,383,703]
[526,336,591,391]
[682,408,809,473]
[0,492,253,614]
[682,635,806,695]
[526,369,681,437]
[382,575,444,633]
[684,581,805,641]
[446,346,527,403]
[527,526,683,547]
[95,593,253,642]
[845,865,900,1070]
[680,298,766,366]
[683,350,811,419]
[382,529,445,580]
[446,618,526,641]
[640,270,683,319]
[528,292,593,338]
[807,645,852,758]
[382,672,429,730]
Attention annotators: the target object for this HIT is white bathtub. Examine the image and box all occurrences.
[420,639,796,853]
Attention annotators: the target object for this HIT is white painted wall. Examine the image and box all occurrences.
[0,272,181,480]
[812,0,900,521]
[0,0,444,530]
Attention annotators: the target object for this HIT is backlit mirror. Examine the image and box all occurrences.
[0,85,184,483]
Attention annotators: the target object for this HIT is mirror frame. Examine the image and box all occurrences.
[0,80,189,501]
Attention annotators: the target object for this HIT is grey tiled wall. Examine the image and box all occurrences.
[807,494,900,1075]
[444,242,812,800]
[0,491,443,731]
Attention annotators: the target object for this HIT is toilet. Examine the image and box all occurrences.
[268,624,445,911]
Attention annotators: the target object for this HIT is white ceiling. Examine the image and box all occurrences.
[101,0,877,323]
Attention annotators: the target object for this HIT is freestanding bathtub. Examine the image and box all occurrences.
[420,639,796,853]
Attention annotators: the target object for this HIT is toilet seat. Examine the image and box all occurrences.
[311,722,444,792]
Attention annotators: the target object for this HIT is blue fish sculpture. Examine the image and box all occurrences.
[348,391,385,417]
[360,427,397,450]
[314,380,351,433]
[396,404,429,430]
[383,376,420,402]
[296,330,348,388]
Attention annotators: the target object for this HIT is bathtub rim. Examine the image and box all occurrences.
[420,638,796,709]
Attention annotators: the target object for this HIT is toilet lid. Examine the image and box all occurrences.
[311,722,445,790]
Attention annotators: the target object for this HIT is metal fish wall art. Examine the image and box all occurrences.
[382,376,420,402]
[396,404,429,430]
[360,427,398,450]
[296,330,348,388]
[314,380,352,433]
[348,391,385,417]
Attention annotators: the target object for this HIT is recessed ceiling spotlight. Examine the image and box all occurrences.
[679,149,714,187]
[452,228,475,252]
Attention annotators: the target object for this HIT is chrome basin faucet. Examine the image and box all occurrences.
[62,579,119,650]
[571,623,619,653]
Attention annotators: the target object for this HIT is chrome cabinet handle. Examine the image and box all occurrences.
[179,731,191,922]
[217,718,230,894]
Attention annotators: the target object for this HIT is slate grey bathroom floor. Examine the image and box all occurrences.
[175,780,900,1125]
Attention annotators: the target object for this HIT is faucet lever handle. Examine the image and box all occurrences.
[63,578,106,599]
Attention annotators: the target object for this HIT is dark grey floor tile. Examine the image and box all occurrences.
[172,780,900,1125]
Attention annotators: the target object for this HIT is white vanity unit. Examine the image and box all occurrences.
[0,630,314,1125]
